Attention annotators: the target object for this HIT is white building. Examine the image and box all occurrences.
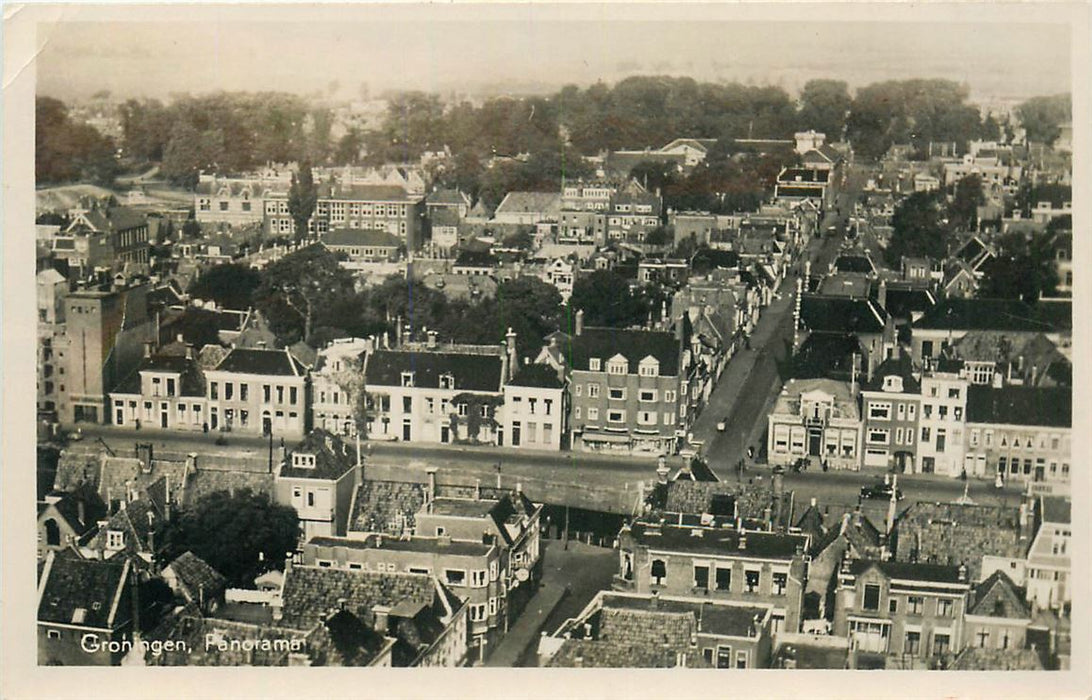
[311,338,371,437]
[915,371,968,476]
[502,364,567,451]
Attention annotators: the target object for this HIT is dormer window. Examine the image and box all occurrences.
[638,357,660,377]
[883,376,904,393]
[607,357,628,376]
[292,453,317,469]
[106,530,124,551]
[439,373,454,390]
[401,372,414,387]
[589,358,601,372]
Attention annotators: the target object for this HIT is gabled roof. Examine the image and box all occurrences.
[110,355,206,396]
[350,480,426,535]
[493,191,561,216]
[847,559,967,585]
[279,429,358,481]
[212,348,307,377]
[38,553,130,629]
[278,566,437,631]
[426,189,470,207]
[861,356,920,394]
[800,295,887,334]
[164,551,228,602]
[364,349,504,392]
[627,521,807,559]
[568,327,680,376]
[508,363,564,389]
[969,570,1030,619]
[913,298,1071,333]
[453,249,499,268]
[322,228,401,248]
[965,385,1071,428]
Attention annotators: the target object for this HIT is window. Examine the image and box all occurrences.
[479,405,489,418]
[609,388,625,400]
[607,359,627,375]
[575,384,582,397]
[470,604,487,622]
[651,559,667,585]
[745,570,760,593]
[470,570,487,587]
[639,389,656,402]
[735,651,748,669]
[290,387,298,405]
[444,569,466,586]
[589,358,601,371]
[607,410,625,423]
[106,530,124,550]
[907,596,923,615]
[905,631,921,656]
[716,646,732,669]
[489,560,499,581]
[263,385,271,402]
[948,387,960,399]
[694,565,709,590]
[772,572,787,595]
[703,648,714,665]
[639,363,659,377]
[889,598,898,614]
[863,584,881,611]
[664,390,676,403]
[715,567,731,591]
[210,382,219,400]
[401,372,414,387]
[908,404,916,420]
[489,598,498,616]
[868,429,889,445]
[933,633,951,656]
[587,408,599,421]
[457,403,468,417]
[921,427,930,442]
[587,384,600,398]
[937,599,953,617]
[868,402,891,420]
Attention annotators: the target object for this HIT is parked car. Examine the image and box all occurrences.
[860,482,903,500]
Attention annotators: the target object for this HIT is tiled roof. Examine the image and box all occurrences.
[364,349,504,392]
[106,207,147,232]
[426,189,470,207]
[861,356,920,393]
[893,502,1025,581]
[322,228,401,248]
[429,207,461,227]
[314,183,412,202]
[1040,496,1070,524]
[279,429,358,481]
[951,647,1044,671]
[547,638,688,668]
[165,551,228,602]
[494,191,561,216]
[800,295,887,334]
[308,534,491,557]
[965,385,1071,428]
[350,480,426,535]
[43,489,107,537]
[913,298,1071,333]
[145,608,319,666]
[773,636,850,669]
[213,348,306,377]
[110,355,206,396]
[848,559,967,585]
[661,480,793,528]
[628,521,806,559]
[38,554,129,629]
[568,327,680,376]
[97,456,189,508]
[791,333,867,380]
[87,491,168,555]
[278,565,436,631]
[53,451,104,494]
[184,469,274,506]
[601,594,766,638]
[508,363,564,389]
[969,570,1030,619]
[947,331,1064,366]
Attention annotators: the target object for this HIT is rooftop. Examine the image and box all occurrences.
[847,559,968,585]
[279,429,358,481]
[322,228,402,249]
[278,565,437,632]
[213,348,307,377]
[364,349,504,392]
[800,295,887,334]
[1040,496,1070,524]
[893,502,1025,581]
[913,298,1071,333]
[569,326,680,376]
[38,554,129,629]
[307,534,491,557]
[627,520,806,559]
[965,385,1071,428]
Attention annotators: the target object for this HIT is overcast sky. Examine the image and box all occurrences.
[35,6,1073,104]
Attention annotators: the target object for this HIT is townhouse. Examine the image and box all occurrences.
[310,338,370,437]
[204,347,310,438]
[194,176,271,226]
[833,559,971,668]
[615,517,809,636]
[915,369,969,477]
[963,571,1034,654]
[502,364,567,451]
[274,430,361,540]
[963,385,1071,484]
[910,298,1071,363]
[363,335,510,445]
[554,311,685,456]
[56,206,151,272]
[766,378,862,471]
[1024,496,1071,610]
[859,357,922,473]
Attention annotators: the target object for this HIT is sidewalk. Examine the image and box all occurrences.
[484,582,567,667]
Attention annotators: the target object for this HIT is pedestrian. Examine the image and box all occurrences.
[202,421,209,434]
[747,445,755,459]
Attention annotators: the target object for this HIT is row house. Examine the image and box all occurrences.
[319,228,402,264]
[559,180,615,245]
[263,184,425,249]
[1024,496,1070,610]
[426,207,461,252]
[766,378,862,471]
[615,516,809,636]
[540,257,578,301]
[860,357,922,473]
[204,347,310,438]
[310,338,370,437]
[363,336,510,445]
[605,186,662,243]
[915,369,969,477]
[910,298,1071,363]
[548,311,685,456]
[502,364,568,451]
[963,385,1070,484]
[544,592,774,669]
[833,559,971,668]
[109,349,207,430]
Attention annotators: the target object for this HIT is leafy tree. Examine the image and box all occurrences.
[1015,94,1071,144]
[501,227,535,251]
[288,161,319,242]
[187,262,262,310]
[253,244,355,345]
[181,219,202,238]
[948,174,984,232]
[334,128,366,165]
[884,190,951,266]
[644,226,671,247]
[797,79,851,140]
[569,269,648,329]
[164,488,298,588]
[36,96,119,186]
[979,232,1059,302]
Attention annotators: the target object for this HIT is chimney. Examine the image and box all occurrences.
[505,328,518,380]
[810,497,817,508]
[738,531,748,550]
[185,343,195,361]
[427,330,438,350]
[143,340,154,359]
[877,279,887,310]
[76,498,86,526]
[575,309,584,336]
[373,606,390,635]
[475,478,481,500]
[426,467,437,504]
[515,482,523,496]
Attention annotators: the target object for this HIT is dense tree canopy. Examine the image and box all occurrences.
[1015,94,1071,145]
[797,79,852,142]
[187,262,262,310]
[253,244,355,345]
[568,269,650,329]
[948,174,984,232]
[979,232,1059,302]
[884,190,952,266]
[164,489,298,588]
[36,97,119,186]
